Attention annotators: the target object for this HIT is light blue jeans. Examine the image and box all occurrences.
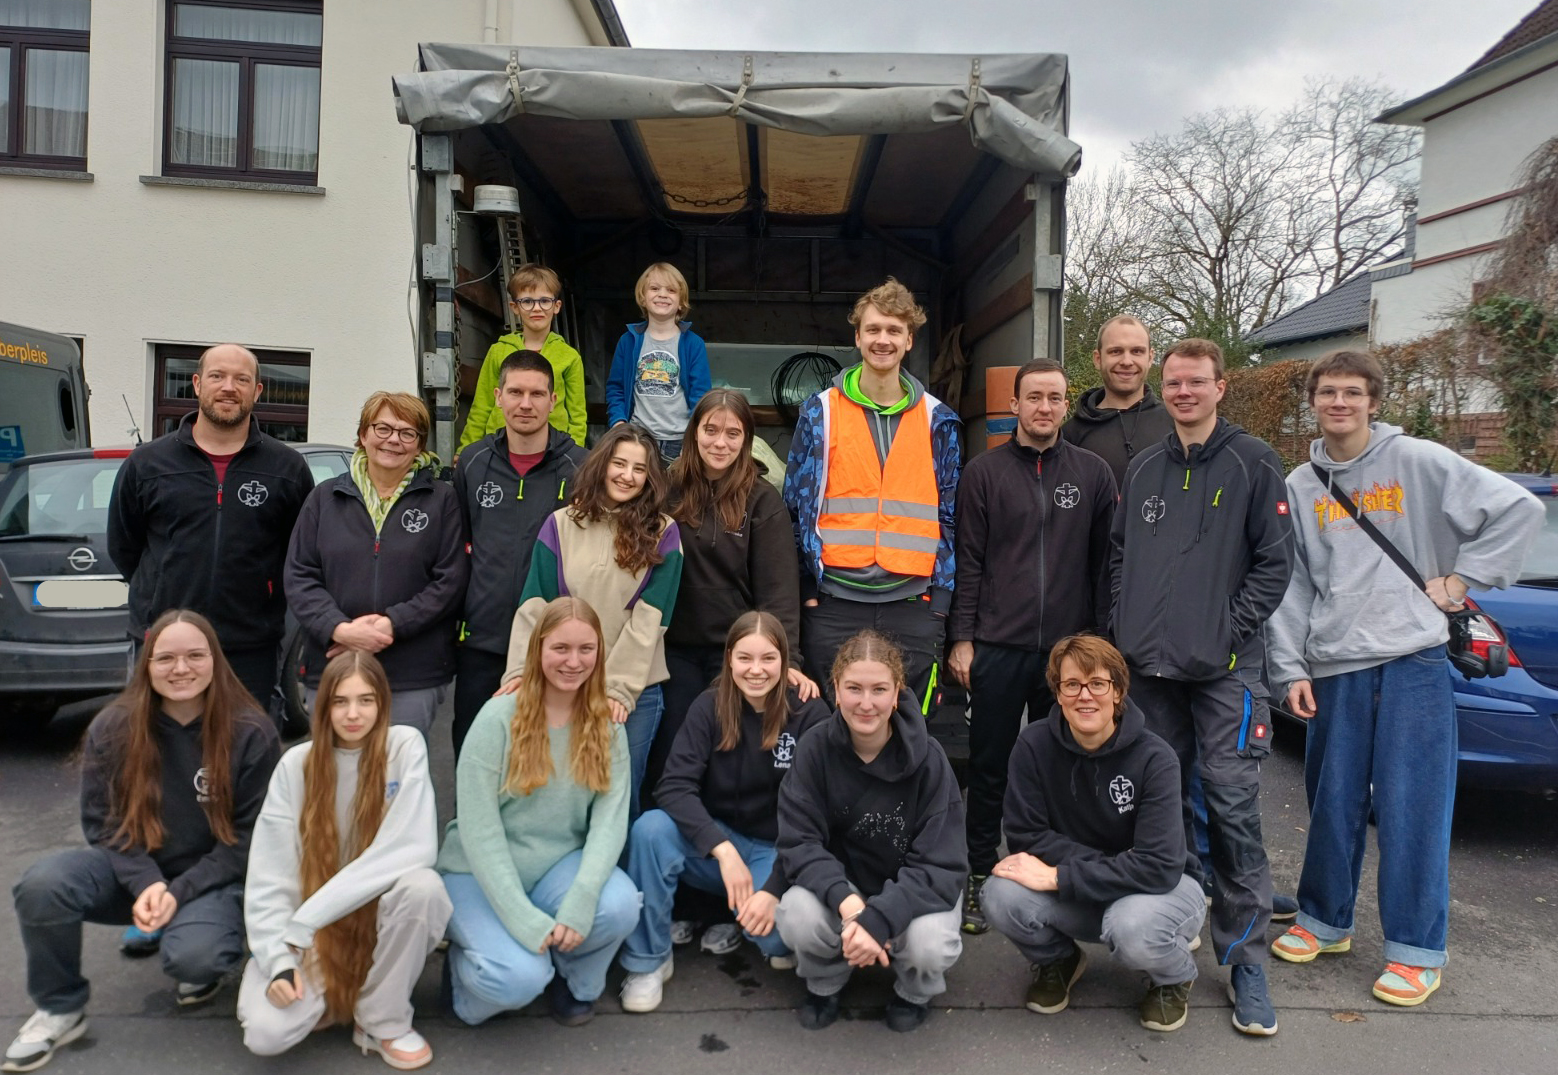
[619,808,788,972]
[623,684,664,822]
[441,851,642,1025]
[1297,646,1457,967]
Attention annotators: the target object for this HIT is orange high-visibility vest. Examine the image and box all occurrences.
[818,388,940,577]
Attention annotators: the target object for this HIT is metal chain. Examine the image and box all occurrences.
[660,186,751,208]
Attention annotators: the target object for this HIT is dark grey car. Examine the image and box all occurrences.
[0,443,352,735]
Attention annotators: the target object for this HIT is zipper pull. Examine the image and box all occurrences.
[217,482,223,505]
[516,478,524,501]
[374,539,381,556]
[557,479,566,501]
[1182,467,1191,491]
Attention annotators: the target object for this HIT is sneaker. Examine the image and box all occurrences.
[766,953,797,971]
[1372,963,1442,1007]
[1025,946,1087,1014]
[885,996,929,1033]
[700,922,742,955]
[619,957,674,1013]
[961,875,990,935]
[1139,980,1193,1032]
[352,1026,431,1070]
[1227,964,1278,1036]
[3,1011,87,1073]
[1270,924,1351,964]
[1189,934,1202,952]
[119,925,162,958]
[796,990,840,1030]
[175,979,223,1007]
[545,976,594,1027]
[669,920,696,946]
[1271,893,1300,922]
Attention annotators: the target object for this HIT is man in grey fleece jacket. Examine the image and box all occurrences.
[1265,350,1543,1009]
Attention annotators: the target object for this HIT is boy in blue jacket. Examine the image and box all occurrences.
[606,262,711,460]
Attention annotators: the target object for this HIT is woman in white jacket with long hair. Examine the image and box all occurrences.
[238,651,450,1070]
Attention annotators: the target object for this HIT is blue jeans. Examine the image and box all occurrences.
[656,438,683,462]
[619,808,789,972]
[442,851,642,1025]
[624,685,664,822]
[1297,646,1456,967]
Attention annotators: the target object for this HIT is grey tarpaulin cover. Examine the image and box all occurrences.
[392,45,1081,180]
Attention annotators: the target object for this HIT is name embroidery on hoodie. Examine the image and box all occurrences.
[1109,775,1135,814]
[772,732,796,769]
[193,767,211,804]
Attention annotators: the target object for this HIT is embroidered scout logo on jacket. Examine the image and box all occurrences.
[1054,482,1081,509]
[476,481,503,509]
[1141,496,1167,524]
[237,480,269,507]
[401,508,431,534]
[773,731,796,769]
[1109,774,1136,813]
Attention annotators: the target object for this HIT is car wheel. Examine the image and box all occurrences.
[279,630,310,739]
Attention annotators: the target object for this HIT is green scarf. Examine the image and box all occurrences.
[351,448,437,534]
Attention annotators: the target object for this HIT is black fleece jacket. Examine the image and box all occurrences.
[454,428,587,655]
[107,412,314,649]
[1110,418,1295,680]
[656,686,832,894]
[80,703,279,904]
[666,478,803,661]
[952,437,1117,650]
[1061,386,1176,489]
[284,468,469,690]
[1004,698,1194,903]
[778,690,968,945]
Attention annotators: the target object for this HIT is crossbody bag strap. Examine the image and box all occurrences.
[1311,462,1427,591]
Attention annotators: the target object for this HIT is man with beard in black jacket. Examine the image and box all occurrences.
[451,350,587,755]
[949,359,1116,936]
[108,344,314,714]
[981,634,1204,1032]
[1061,315,1174,488]
[1110,338,1294,1038]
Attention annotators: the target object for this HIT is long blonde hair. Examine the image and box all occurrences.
[504,597,614,796]
[299,652,393,1025]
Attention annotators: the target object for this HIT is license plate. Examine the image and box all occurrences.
[33,579,129,610]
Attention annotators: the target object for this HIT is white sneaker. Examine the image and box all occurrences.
[767,953,797,970]
[4,1011,87,1072]
[353,1026,431,1070]
[669,920,696,946]
[700,923,742,955]
[619,956,674,1013]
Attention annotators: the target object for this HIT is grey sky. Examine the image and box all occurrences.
[614,0,1538,173]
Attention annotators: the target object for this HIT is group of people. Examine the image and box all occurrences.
[6,264,1545,1071]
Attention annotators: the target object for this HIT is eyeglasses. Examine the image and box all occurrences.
[1313,387,1368,402]
[1162,378,1218,392]
[1057,677,1114,698]
[150,651,212,671]
[368,422,421,444]
[512,296,558,310]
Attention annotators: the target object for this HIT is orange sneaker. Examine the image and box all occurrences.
[1372,963,1441,1007]
[353,1027,432,1070]
[1270,924,1351,963]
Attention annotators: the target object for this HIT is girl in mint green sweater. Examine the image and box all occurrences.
[438,597,640,1027]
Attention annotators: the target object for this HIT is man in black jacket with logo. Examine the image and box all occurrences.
[451,350,586,755]
[1110,338,1294,1037]
[108,344,314,713]
[981,635,1203,1032]
[949,359,1116,935]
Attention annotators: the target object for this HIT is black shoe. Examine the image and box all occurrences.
[961,875,990,935]
[885,996,929,1033]
[1271,893,1299,922]
[797,991,840,1030]
[174,980,222,1007]
[546,976,594,1027]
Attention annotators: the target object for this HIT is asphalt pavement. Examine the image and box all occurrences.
[2,695,1556,1075]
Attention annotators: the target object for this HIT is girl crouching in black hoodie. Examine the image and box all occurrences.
[775,630,967,1034]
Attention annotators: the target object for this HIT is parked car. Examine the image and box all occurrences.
[0,442,353,736]
[1270,473,1558,793]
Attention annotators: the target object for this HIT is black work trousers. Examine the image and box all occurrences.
[965,643,1055,876]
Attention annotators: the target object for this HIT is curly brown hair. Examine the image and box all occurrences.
[569,424,670,573]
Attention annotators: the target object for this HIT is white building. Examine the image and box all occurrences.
[0,0,626,447]
[1370,0,1558,345]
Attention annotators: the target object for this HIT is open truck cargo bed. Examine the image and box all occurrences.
[394,45,1079,461]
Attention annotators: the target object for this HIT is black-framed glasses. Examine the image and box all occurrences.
[1057,677,1114,698]
[368,422,420,444]
[512,296,558,310]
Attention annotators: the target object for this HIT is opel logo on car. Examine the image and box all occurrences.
[67,547,97,572]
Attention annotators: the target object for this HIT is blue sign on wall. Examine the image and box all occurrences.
[0,426,25,462]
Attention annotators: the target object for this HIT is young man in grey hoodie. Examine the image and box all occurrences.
[1265,349,1542,1008]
